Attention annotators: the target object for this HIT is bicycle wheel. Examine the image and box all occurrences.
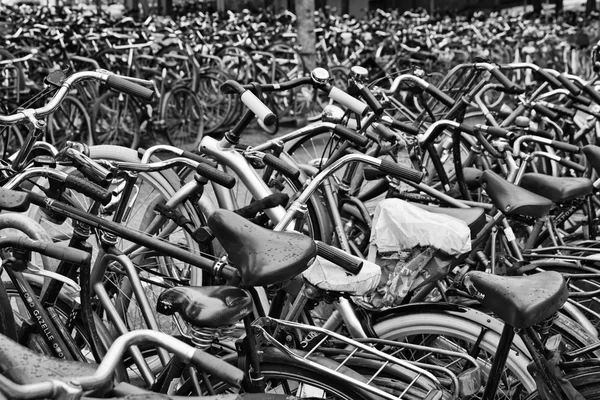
[372,309,535,399]
[46,95,93,148]
[91,91,142,148]
[176,348,372,400]
[159,85,204,150]
[196,68,235,135]
[524,366,600,399]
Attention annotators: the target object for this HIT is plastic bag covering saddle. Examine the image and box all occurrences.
[302,255,382,296]
[358,198,471,309]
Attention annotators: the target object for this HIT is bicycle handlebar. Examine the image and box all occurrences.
[0,70,154,126]
[0,330,243,399]
[0,236,90,266]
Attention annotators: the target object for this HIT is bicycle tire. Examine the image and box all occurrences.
[196,68,235,135]
[91,91,142,149]
[523,366,600,399]
[46,95,93,148]
[159,85,204,150]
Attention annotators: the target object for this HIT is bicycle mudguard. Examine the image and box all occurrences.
[0,189,30,212]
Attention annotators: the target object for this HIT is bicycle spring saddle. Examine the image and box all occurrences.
[582,145,600,176]
[465,270,568,328]
[0,333,106,395]
[157,286,253,327]
[480,170,553,218]
[520,173,593,203]
[207,209,317,287]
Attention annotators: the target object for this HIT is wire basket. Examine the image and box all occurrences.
[252,316,481,400]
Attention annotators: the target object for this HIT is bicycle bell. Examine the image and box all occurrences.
[350,66,369,83]
[311,68,331,85]
[321,105,346,123]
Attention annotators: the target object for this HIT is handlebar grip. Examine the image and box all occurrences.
[240,91,277,126]
[582,84,600,105]
[526,127,554,139]
[33,239,91,265]
[316,242,363,275]
[536,69,563,88]
[358,85,383,115]
[363,167,386,181]
[64,175,113,206]
[181,150,218,168]
[195,163,236,189]
[106,75,155,102]
[373,122,398,143]
[333,124,369,147]
[458,123,475,135]
[551,140,580,153]
[424,84,455,107]
[544,102,577,118]
[490,67,524,94]
[262,153,300,180]
[571,94,593,106]
[379,159,424,183]
[191,348,244,388]
[328,86,369,116]
[482,126,511,138]
[388,119,419,135]
[533,103,559,120]
[556,74,582,96]
[559,157,586,173]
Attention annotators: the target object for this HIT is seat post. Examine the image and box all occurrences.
[481,323,515,400]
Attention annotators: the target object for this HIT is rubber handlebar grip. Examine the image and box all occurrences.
[195,163,236,189]
[389,119,419,135]
[333,124,369,147]
[490,67,524,94]
[533,103,559,120]
[240,91,277,126]
[424,84,455,107]
[458,123,475,135]
[33,239,92,265]
[316,241,363,275]
[557,74,582,96]
[483,126,511,138]
[191,348,244,388]
[536,69,563,88]
[64,175,112,206]
[571,94,593,106]
[543,102,577,118]
[328,86,368,116]
[559,158,586,173]
[358,85,383,115]
[181,150,218,168]
[379,159,424,183]
[373,122,397,142]
[106,75,155,102]
[526,127,554,139]
[262,153,300,180]
[551,140,580,153]
[582,84,600,105]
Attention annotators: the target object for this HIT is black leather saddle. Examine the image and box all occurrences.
[465,270,568,328]
[480,170,553,218]
[207,209,317,287]
[583,145,600,176]
[157,286,252,327]
[414,203,486,238]
[0,333,104,394]
[520,173,593,203]
[463,167,484,189]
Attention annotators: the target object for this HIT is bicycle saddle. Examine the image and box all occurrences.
[465,271,568,329]
[0,333,107,395]
[520,173,593,203]
[462,167,483,189]
[207,209,317,287]
[583,145,600,176]
[157,286,252,327]
[414,203,486,237]
[480,170,553,218]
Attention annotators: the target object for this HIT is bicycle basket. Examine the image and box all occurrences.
[253,316,481,399]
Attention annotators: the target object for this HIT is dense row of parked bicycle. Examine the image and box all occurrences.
[5,4,600,400]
